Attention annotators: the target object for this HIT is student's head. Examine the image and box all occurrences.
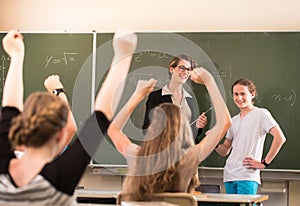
[231,78,256,107]
[8,92,69,149]
[168,54,196,82]
[145,103,181,146]
[143,102,194,156]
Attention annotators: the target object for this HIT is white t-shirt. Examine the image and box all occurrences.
[224,107,278,184]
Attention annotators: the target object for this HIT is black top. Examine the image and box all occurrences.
[0,106,110,205]
[142,89,202,144]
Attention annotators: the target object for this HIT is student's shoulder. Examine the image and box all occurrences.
[252,107,276,121]
[1,106,21,115]
[254,107,271,115]
[231,113,240,120]
[0,106,21,122]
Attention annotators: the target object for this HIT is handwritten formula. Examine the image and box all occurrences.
[44,52,78,68]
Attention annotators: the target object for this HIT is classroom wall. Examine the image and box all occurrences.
[1,1,300,206]
[1,0,300,32]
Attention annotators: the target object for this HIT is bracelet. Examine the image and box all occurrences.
[261,159,270,167]
[52,88,65,96]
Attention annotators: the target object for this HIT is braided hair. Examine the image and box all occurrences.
[9,92,68,148]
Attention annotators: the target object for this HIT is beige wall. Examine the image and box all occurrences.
[1,0,300,32]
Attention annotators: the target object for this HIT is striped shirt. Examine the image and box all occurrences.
[0,107,110,206]
[0,174,76,205]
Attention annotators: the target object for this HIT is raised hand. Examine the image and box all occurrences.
[190,67,213,85]
[134,78,157,98]
[112,28,138,58]
[2,30,24,57]
[44,75,64,92]
[2,30,25,110]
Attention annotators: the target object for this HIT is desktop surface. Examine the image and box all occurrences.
[76,190,268,206]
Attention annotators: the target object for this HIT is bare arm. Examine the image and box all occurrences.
[44,75,77,152]
[243,125,286,169]
[94,29,137,120]
[108,79,157,156]
[190,67,232,162]
[215,138,232,157]
[264,125,286,164]
[2,30,25,110]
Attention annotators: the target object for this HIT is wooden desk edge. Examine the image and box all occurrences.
[76,190,119,198]
[253,194,269,203]
[76,190,269,204]
[194,194,269,203]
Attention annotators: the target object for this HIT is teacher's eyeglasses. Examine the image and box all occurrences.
[177,65,193,72]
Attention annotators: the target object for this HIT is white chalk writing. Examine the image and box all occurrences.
[44,52,78,68]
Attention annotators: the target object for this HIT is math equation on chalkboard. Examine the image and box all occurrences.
[272,89,296,107]
[44,52,79,69]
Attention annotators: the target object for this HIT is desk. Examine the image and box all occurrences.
[76,190,269,206]
[195,193,269,206]
[76,190,118,204]
[121,202,178,206]
[77,204,115,206]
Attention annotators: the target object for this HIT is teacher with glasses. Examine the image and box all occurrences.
[142,54,207,144]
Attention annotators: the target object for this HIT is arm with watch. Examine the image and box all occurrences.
[259,125,286,169]
[215,137,278,169]
[242,125,285,170]
[44,75,77,153]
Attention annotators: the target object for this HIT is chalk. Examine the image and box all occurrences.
[204,106,213,114]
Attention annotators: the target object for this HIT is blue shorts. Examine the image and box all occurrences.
[224,180,259,194]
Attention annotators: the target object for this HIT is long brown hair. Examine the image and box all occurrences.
[122,103,197,201]
[9,92,68,148]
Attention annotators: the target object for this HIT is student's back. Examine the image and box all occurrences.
[107,68,232,201]
[0,29,138,205]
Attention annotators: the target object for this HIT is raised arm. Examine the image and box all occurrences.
[189,67,232,162]
[94,29,137,120]
[2,30,25,110]
[108,79,157,156]
[44,75,77,153]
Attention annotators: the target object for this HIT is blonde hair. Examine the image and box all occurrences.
[9,92,68,148]
[122,103,198,201]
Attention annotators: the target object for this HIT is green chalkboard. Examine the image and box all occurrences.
[0,32,94,130]
[177,32,299,170]
[1,32,299,171]
[92,32,299,171]
[92,32,211,166]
